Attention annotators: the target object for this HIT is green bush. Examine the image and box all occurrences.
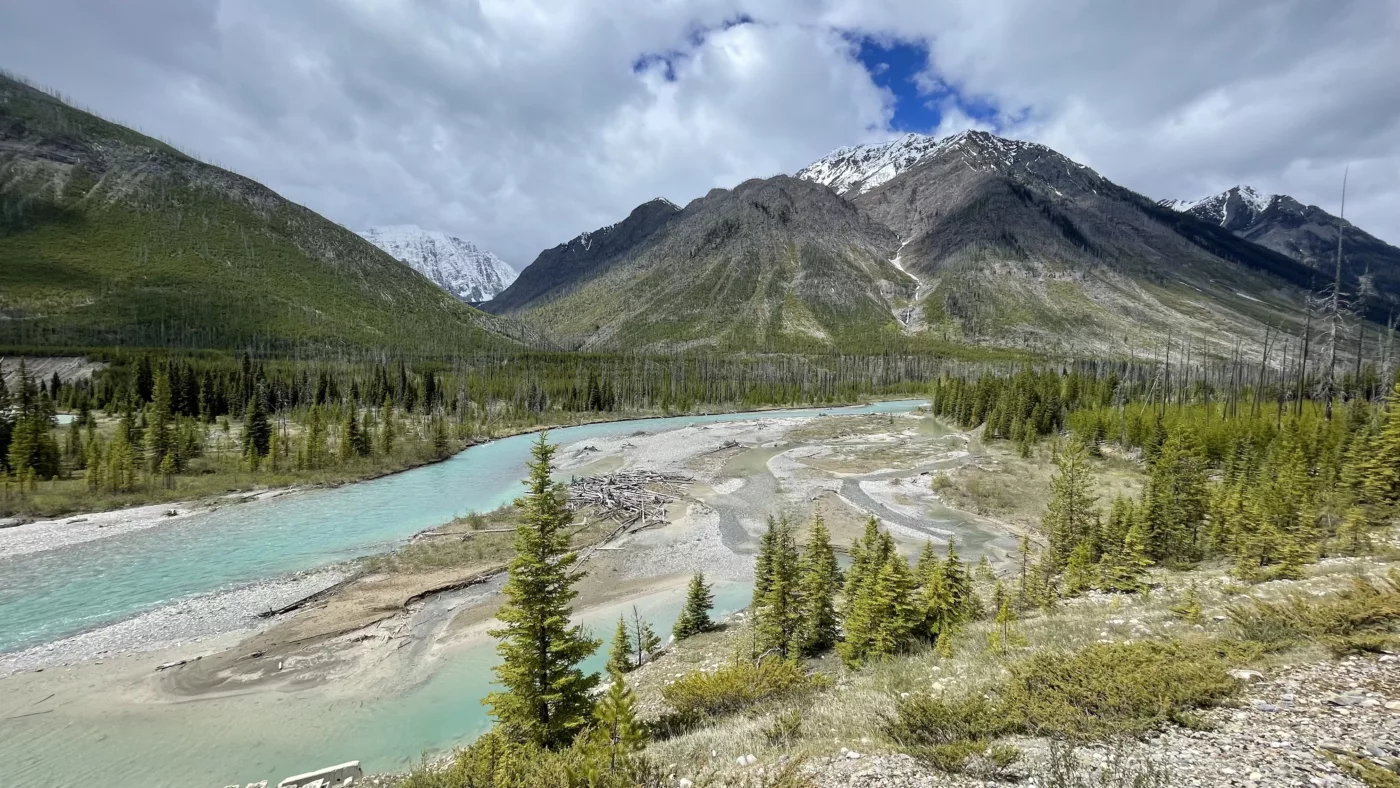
[1228,572,1400,656]
[885,639,1238,774]
[660,657,824,719]
[1002,640,1238,738]
[400,729,663,788]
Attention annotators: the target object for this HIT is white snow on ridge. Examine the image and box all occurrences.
[797,130,1045,196]
[360,224,517,303]
[1158,186,1277,226]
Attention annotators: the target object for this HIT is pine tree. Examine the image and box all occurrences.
[755,516,801,657]
[606,615,633,675]
[1170,582,1202,624]
[379,399,396,456]
[1097,516,1152,593]
[868,552,917,659]
[341,406,363,461]
[146,370,175,474]
[987,581,1020,655]
[1043,438,1100,569]
[485,433,600,748]
[942,538,978,621]
[673,573,715,640]
[592,666,645,772]
[242,389,271,460]
[753,516,778,602]
[629,606,662,668]
[1063,541,1095,596]
[794,516,839,655]
[914,542,957,644]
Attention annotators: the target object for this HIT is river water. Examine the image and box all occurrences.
[0,400,927,655]
[0,401,932,788]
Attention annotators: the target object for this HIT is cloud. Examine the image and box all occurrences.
[2,0,1398,267]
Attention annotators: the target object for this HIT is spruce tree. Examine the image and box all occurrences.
[146,370,175,474]
[341,406,363,461]
[242,388,271,460]
[942,538,978,621]
[794,517,840,655]
[987,581,1019,655]
[753,516,778,602]
[673,573,715,640]
[485,433,599,748]
[755,516,801,657]
[868,552,917,659]
[379,398,396,456]
[1043,438,1100,569]
[915,542,957,644]
[629,606,662,668]
[592,665,645,772]
[606,615,633,675]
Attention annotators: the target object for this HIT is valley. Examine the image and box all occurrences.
[0,402,1018,788]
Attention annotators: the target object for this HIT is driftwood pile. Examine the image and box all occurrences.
[568,470,693,539]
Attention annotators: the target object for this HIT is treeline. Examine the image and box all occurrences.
[930,363,1400,596]
[749,516,984,667]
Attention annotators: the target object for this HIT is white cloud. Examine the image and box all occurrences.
[2,0,1398,267]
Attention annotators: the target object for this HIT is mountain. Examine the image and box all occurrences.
[358,225,516,303]
[0,72,537,355]
[797,130,1374,354]
[1160,186,1400,309]
[485,178,915,351]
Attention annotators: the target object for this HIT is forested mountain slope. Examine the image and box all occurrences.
[0,73,538,356]
[487,177,916,352]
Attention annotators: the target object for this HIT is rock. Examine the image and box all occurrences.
[1230,669,1265,683]
[847,751,862,760]
[1318,741,1349,754]
[1385,700,1400,711]
[736,754,757,767]
[678,780,694,788]
[1250,701,1280,712]
[1324,693,1365,707]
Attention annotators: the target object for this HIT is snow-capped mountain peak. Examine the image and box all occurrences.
[1159,186,1278,228]
[796,130,1054,196]
[359,224,517,303]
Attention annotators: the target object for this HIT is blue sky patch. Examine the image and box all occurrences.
[852,36,1004,134]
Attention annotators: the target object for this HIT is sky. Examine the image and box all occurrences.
[2,0,1398,267]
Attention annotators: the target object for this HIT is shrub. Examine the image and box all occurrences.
[660,657,824,719]
[762,709,804,747]
[1228,572,1400,655]
[1001,640,1238,739]
[882,692,1019,775]
[1037,740,1173,788]
[400,729,664,788]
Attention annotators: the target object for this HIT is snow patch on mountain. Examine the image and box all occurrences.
[797,130,1054,196]
[1159,186,1277,226]
[360,225,517,303]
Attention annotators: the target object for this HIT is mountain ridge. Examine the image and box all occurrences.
[359,224,517,303]
[0,72,541,355]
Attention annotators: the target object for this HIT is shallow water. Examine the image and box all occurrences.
[0,581,754,788]
[0,400,926,655]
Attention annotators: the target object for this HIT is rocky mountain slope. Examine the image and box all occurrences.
[485,179,915,352]
[798,130,1373,354]
[0,73,537,355]
[1161,185,1400,310]
[359,225,516,303]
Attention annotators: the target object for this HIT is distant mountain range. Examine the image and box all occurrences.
[1160,185,1400,308]
[359,225,517,304]
[7,67,1396,360]
[490,129,1386,354]
[0,73,540,355]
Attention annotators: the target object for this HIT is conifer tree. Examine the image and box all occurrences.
[242,388,271,461]
[629,606,662,668]
[942,538,978,621]
[1170,582,1202,623]
[379,398,396,456]
[1043,438,1100,569]
[753,516,779,601]
[673,572,715,640]
[914,542,957,644]
[592,665,645,772]
[606,615,633,675]
[146,370,175,474]
[868,552,917,658]
[987,581,1019,654]
[340,406,363,461]
[794,517,839,655]
[485,433,599,748]
[755,516,801,657]
[1097,515,1152,593]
